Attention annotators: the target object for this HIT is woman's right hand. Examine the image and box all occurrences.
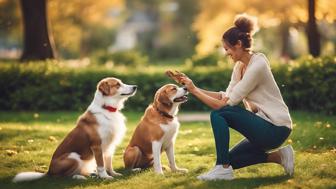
[179,76,197,93]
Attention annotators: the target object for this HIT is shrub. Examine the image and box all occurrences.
[93,50,148,67]
[0,56,335,114]
[283,56,336,115]
[189,52,221,67]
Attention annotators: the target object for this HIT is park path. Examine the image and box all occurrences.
[177,112,210,122]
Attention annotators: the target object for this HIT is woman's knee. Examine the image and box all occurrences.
[210,109,222,121]
[219,105,242,112]
[210,105,240,119]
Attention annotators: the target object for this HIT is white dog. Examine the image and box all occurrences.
[13,77,137,182]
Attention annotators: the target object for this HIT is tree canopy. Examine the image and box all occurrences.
[193,0,336,55]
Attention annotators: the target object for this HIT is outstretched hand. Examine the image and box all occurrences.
[165,70,186,85]
[165,70,197,93]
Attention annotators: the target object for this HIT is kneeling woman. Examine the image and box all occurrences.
[178,14,294,181]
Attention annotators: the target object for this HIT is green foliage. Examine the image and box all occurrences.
[0,62,230,111]
[274,56,336,115]
[0,56,335,114]
[154,44,191,60]
[188,52,223,67]
[93,50,149,66]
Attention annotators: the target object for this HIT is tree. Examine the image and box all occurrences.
[307,0,320,57]
[0,0,21,47]
[20,0,56,61]
[192,0,335,57]
[48,0,125,57]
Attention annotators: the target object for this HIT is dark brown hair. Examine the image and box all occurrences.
[222,14,258,49]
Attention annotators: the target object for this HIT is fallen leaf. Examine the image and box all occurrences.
[6,150,17,156]
[180,130,193,135]
[48,136,57,142]
[287,179,294,184]
[321,164,327,168]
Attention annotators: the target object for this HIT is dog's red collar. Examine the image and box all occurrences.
[102,105,118,112]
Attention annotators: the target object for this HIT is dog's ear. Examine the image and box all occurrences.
[98,81,110,96]
[158,93,172,107]
[154,89,172,111]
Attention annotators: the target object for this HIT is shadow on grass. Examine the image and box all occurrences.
[205,175,290,189]
[0,168,140,189]
[0,174,291,189]
[168,175,291,189]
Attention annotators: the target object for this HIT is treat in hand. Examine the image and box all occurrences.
[165,70,186,85]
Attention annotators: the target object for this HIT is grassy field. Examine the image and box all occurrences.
[0,111,335,189]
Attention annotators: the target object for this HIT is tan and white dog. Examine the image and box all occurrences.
[123,84,188,174]
[13,77,137,182]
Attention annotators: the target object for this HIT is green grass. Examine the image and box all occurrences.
[0,111,335,189]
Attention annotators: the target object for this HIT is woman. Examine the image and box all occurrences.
[177,14,294,181]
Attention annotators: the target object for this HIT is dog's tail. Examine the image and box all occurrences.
[12,172,46,183]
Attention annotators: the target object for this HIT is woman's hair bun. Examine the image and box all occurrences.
[234,13,259,35]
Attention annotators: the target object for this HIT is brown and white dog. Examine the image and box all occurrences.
[13,77,137,182]
[123,84,188,174]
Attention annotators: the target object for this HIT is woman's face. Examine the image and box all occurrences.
[222,41,244,62]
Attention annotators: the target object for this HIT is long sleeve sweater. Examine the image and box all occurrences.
[223,53,292,129]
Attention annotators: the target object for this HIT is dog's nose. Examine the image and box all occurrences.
[133,86,138,90]
[182,86,187,91]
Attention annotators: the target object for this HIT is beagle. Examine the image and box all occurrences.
[123,84,188,174]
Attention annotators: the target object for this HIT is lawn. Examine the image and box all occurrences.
[0,111,335,189]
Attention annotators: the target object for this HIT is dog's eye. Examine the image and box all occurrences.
[114,83,121,88]
[172,88,177,91]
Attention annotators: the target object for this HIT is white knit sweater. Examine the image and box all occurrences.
[223,53,292,129]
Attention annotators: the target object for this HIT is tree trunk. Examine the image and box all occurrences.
[306,0,320,57]
[280,21,291,59]
[20,0,56,61]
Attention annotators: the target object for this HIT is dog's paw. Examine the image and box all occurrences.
[161,165,170,171]
[108,170,123,177]
[154,168,164,175]
[131,168,142,172]
[72,174,87,180]
[99,175,114,180]
[172,167,189,173]
[155,171,164,175]
[97,167,114,179]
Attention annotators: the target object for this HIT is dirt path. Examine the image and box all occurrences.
[178,112,210,122]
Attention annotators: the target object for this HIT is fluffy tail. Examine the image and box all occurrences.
[12,172,46,183]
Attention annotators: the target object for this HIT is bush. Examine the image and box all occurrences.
[93,50,148,67]
[280,56,336,115]
[189,52,222,67]
[0,56,335,114]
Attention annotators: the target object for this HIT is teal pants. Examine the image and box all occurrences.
[210,105,291,169]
